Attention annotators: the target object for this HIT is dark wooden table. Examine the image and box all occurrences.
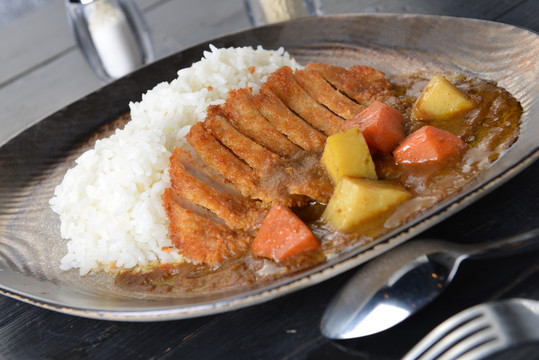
[1,1,538,359]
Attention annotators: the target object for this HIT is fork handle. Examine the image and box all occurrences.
[468,227,539,260]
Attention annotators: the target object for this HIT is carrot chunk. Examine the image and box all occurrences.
[393,125,467,165]
[341,101,405,153]
[252,204,318,261]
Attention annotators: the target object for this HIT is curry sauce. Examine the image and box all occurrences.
[115,71,522,295]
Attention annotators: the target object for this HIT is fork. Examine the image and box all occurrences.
[403,298,539,360]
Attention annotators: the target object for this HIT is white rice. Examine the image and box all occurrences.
[49,45,301,275]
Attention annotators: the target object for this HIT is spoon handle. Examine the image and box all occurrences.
[467,227,539,259]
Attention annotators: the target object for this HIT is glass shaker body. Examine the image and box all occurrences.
[65,0,154,82]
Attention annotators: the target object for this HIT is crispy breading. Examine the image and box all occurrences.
[169,148,267,231]
[224,88,301,158]
[306,63,395,105]
[293,69,365,119]
[187,122,257,198]
[265,66,345,135]
[254,86,327,152]
[163,188,251,266]
[186,122,306,206]
[165,62,399,266]
[204,105,281,173]
[174,145,241,197]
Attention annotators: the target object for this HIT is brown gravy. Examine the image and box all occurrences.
[115,73,522,295]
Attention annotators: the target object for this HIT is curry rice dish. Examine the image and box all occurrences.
[50,46,522,294]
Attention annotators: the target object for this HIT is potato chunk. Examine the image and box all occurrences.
[412,75,474,120]
[321,127,377,183]
[322,177,411,232]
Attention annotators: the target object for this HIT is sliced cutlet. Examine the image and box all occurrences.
[223,88,301,158]
[254,86,327,152]
[265,66,345,135]
[163,183,225,225]
[204,105,281,174]
[293,69,365,120]
[305,63,394,105]
[187,122,257,198]
[187,122,299,206]
[175,145,241,197]
[163,188,251,267]
[169,148,267,231]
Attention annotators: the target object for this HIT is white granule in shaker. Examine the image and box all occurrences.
[85,0,142,79]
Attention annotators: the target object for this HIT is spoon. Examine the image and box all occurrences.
[320,227,539,340]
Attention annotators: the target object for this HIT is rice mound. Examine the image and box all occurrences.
[50,45,301,275]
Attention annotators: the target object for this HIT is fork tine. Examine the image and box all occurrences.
[438,325,500,360]
[405,299,539,360]
[403,307,493,360]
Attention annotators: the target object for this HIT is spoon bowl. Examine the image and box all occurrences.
[320,228,539,340]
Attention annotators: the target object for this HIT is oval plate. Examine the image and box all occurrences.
[0,14,538,321]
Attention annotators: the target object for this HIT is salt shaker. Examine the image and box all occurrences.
[65,0,154,82]
[244,0,323,26]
